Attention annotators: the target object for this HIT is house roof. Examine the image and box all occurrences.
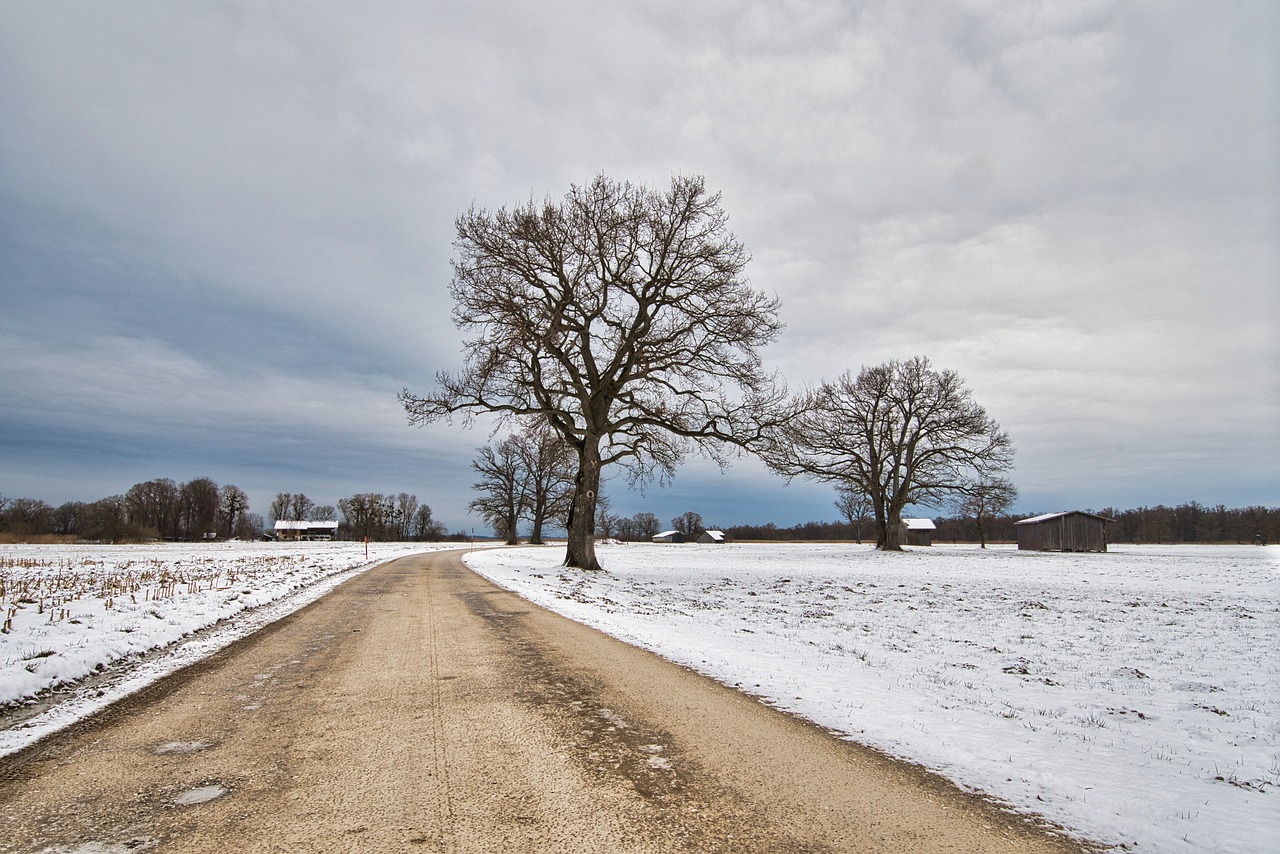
[274,520,339,530]
[902,518,936,530]
[1015,511,1116,525]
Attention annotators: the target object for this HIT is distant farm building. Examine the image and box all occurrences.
[274,520,339,541]
[900,518,937,546]
[698,530,728,544]
[652,530,685,543]
[1015,511,1114,552]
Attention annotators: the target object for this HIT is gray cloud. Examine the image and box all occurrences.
[1,0,1275,531]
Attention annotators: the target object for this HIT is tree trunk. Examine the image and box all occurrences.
[563,440,602,571]
[871,494,896,550]
[880,504,904,551]
[976,514,987,549]
[529,491,550,545]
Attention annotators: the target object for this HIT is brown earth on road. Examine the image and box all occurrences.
[0,550,1091,853]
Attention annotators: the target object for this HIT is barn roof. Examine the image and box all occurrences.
[1015,511,1116,525]
[274,520,339,530]
[902,518,937,530]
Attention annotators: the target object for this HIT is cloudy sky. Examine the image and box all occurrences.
[2,1,1276,533]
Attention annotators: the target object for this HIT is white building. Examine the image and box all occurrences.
[274,520,339,541]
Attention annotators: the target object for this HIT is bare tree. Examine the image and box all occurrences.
[469,436,529,544]
[1,498,55,537]
[179,477,220,539]
[631,512,661,541]
[834,484,873,545]
[218,485,249,538]
[235,512,265,540]
[268,493,292,523]
[401,174,784,571]
[411,504,447,541]
[309,504,338,522]
[81,495,134,542]
[614,515,639,540]
[671,511,704,538]
[339,493,391,541]
[288,493,315,524]
[953,477,1018,548]
[125,478,180,539]
[54,501,86,537]
[517,421,575,544]
[594,494,619,539]
[394,493,419,540]
[766,357,1013,551]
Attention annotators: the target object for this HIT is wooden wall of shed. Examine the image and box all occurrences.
[1016,515,1108,552]
[903,528,933,546]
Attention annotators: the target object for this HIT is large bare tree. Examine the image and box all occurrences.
[766,357,1013,551]
[401,174,783,571]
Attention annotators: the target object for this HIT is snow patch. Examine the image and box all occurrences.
[171,783,227,806]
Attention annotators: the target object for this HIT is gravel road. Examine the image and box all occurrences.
[0,550,1088,852]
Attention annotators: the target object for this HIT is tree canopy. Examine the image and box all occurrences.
[402,174,783,570]
[765,356,1013,550]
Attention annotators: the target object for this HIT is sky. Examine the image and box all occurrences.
[1,1,1276,534]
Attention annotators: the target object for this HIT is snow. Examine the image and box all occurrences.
[0,540,445,755]
[464,543,1280,853]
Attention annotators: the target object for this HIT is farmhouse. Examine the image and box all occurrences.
[274,520,339,541]
[900,517,936,546]
[698,530,728,544]
[1015,511,1114,552]
[652,530,685,543]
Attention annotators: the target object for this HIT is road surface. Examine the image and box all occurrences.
[0,550,1088,852]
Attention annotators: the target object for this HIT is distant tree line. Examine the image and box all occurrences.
[0,481,460,543]
[0,478,260,542]
[723,502,1279,545]
[1098,503,1278,545]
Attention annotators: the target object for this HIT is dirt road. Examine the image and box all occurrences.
[0,551,1088,852]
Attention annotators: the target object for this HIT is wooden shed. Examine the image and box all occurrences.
[698,530,727,544]
[1014,511,1114,552]
[652,530,685,543]
[900,517,936,546]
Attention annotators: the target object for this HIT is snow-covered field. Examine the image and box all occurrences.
[2,540,1274,851]
[0,540,443,755]
[466,543,1279,853]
